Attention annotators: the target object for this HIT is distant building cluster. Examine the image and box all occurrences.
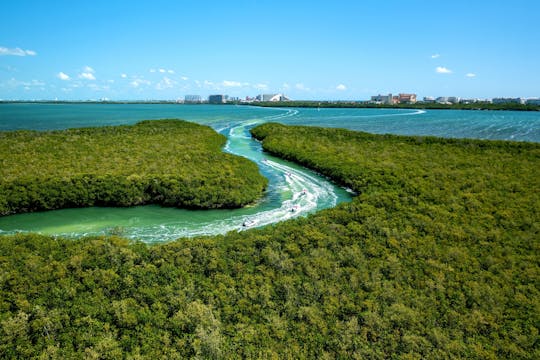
[422,96,465,104]
[424,97,540,105]
[183,95,202,103]
[491,97,540,105]
[370,93,540,105]
[370,93,417,105]
[179,93,290,104]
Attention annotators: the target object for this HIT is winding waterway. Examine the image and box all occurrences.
[1,104,539,242]
[0,105,352,242]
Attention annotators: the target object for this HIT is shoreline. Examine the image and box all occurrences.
[1,100,539,112]
[251,101,540,112]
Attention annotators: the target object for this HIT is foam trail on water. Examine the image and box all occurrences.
[124,158,337,240]
[219,113,340,233]
[324,109,426,119]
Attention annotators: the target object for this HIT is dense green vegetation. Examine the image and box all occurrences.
[1,123,539,358]
[0,120,267,215]
[254,100,540,111]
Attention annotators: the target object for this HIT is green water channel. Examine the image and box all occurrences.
[0,110,353,243]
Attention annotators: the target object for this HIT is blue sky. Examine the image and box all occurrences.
[1,0,539,100]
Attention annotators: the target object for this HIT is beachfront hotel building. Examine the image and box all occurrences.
[370,94,395,105]
[208,94,227,104]
[492,97,526,105]
[398,93,417,104]
[184,95,202,103]
[371,93,417,105]
[257,93,290,102]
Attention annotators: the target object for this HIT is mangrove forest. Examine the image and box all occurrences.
[0,120,267,215]
[0,122,538,358]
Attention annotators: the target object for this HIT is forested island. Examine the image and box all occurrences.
[0,122,539,358]
[0,120,267,215]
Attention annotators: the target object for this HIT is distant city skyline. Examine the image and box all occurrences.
[1,0,539,101]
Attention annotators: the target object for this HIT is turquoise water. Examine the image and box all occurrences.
[281,108,540,142]
[1,103,539,142]
[1,104,539,242]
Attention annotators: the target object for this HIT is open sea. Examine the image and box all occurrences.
[1,103,539,242]
[1,103,539,142]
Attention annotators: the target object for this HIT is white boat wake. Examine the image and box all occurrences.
[236,158,335,230]
[218,111,340,233]
[126,120,344,241]
[134,109,343,239]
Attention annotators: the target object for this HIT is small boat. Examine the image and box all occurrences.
[242,219,258,227]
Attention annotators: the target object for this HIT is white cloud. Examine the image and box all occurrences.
[4,78,46,88]
[1,65,17,72]
[151,68,175,74]
[156,76,176,90]
[254,83,268,90]
[83,66,95,73]
[79,72,96,80]
[121,73,127,78]
[431,54,440,59]
[57,72,70,81]
[295,83,310,91]
[222,80,244,87]
[0,46,37,56]
[87,83,110,91]
[130,78,151,88]
[28,79,45,87]
[466,73,476,78]
[181,76,189,81]
[282,83,290,89]
[436,66,452,74]
[336,84,347,91]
